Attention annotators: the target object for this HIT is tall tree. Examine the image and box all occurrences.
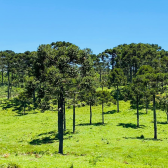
[96,90,113,124]
[126,80,144,127]
[2,50,15,99]
[34,42,95,154]
[136,65,165,139]
[108,68,125,112]
[79,49,96,125]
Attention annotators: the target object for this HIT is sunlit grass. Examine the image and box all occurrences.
[0,99,168,167]
[96,86,113,92]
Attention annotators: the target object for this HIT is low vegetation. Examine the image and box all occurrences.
[0,99,168,167]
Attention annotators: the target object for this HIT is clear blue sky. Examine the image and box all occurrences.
[0,0,168,54]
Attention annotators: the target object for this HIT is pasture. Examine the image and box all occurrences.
[0,98,168,167]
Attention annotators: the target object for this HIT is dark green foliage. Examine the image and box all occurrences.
[96,90,114,123]
[96,91,113,104]
[108,68,125,112]
[125,81,144,127]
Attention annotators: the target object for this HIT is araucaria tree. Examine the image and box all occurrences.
[108,68,125,112]
[136,65,166,139]
[125,79,144,127]
[96,90,113,124]
[79,49,97,125]
[33,42,95,154]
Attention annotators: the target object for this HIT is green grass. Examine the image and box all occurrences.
[1,99,168,167]
[96,87,113,92]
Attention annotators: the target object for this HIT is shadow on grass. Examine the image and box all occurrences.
[130,105,144,110]
[1,98,24,112]
[104,110,117,115]
[29,130,73,145]
[117,123,145,129]
[134,112,146,115]
[77,122,106,126]
[123,136,161,141]
[15,112,38,116]
[1,98,37,116]
[158,121,168,124]
[130,104,153,111]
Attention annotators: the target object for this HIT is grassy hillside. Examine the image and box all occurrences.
[0,98,168,167]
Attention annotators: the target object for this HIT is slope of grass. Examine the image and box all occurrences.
[0,100,168,167]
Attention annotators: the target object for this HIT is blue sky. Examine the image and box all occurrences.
[0,0,168,54]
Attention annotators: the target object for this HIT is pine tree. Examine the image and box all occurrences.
[108,68,125,112]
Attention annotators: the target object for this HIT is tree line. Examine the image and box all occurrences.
[1,42,168,154]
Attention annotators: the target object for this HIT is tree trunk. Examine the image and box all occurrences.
[2,68,3,85]
[146,100,148,114]
[126,67,129,83]
[73,94,75,133]
[63,101,66,131]
[137,95,139,127]
[99,69,102,83]
[153,94,157,139]
[111,54,115,70]
[23,102,25,115]
[58,100,60,136]
[10,84,12,98]
[58,86,64,154]
[117,85,119,112]
[133,65,135,77]
[130,66,132,83]
[166,106,168,124]
[7,70,10,99]
[33,89,36,104]
[135,63,137,77]
[12,72,13,82]
[90,102,92,125]
[102,101,104,124]
[161,81,164,93]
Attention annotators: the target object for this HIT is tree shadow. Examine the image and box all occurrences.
[1,98,37,116]
[15,113,29,116]
[117,123,145,129]
[158,121,168,124]
[77,122,106,126]
[29,130,73,145]
[123,136,161,141]
[134,112,146,115]
[30,136,57,145]
[38,131,56,136]
[1,98,24,112]
[130,105,144,110]
[104,110,117,115]
[15,111,38,116]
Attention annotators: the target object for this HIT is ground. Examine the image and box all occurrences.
[0,98,168,168]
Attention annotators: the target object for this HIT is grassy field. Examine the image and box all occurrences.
[0,97,168,167]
